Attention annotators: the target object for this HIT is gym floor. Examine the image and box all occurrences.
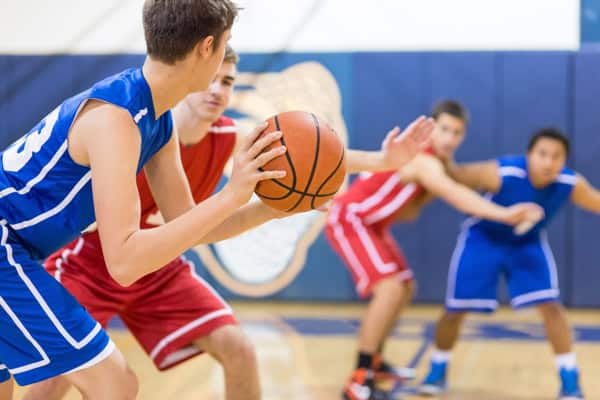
[13,303,600,399]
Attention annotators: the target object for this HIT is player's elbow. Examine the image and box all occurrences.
[106,260,137,287]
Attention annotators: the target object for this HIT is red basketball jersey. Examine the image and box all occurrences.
[138,116,237,228]
[333,149,435,227]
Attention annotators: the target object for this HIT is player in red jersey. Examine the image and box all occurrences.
[326,100,543,400]
[22,46,255,400]
[22,44,436,400]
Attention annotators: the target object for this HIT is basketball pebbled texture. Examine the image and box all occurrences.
[254,111,346,212]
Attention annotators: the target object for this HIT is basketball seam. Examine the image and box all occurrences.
[275,114,298,194]
[255,115,298,201]
[285,113,321,212]
[260,178,338,198]
[311,146,345,209]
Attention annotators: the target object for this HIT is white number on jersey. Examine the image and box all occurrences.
[3,107,60,172]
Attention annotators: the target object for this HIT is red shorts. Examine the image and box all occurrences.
[45,232,237,371]
[325,204,413,298]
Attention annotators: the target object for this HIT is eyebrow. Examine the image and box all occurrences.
[223,75,235,82]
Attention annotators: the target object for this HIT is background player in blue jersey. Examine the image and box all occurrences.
[418,128,600,399]
[0,1,439,398]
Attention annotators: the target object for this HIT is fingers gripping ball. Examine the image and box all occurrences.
[254,111,346,212]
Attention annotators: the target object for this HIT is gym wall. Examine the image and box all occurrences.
[1,1,599,306]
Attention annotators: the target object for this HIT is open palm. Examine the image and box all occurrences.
[382,116,435,170]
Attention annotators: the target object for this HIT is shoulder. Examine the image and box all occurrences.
[555,166,577,186]
[209,116,237,134]
[413,152,444,170]
[400,153,444,182]
[76,100,137,130]
[88,68,153,123]
[498,155,527,178]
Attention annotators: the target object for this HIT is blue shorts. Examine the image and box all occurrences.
[445,228,559,313]
[0,225,114,385]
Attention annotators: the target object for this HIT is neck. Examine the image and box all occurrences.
[142,57,191,117]
[529,174,552,189]
[172,102,213,146]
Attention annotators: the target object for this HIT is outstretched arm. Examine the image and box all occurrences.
[571,174,600,213]
[411,155,538,224]
[345,116,434,174]
[446,159,501,193]
[199,115,436,240]
[79,104,284,286]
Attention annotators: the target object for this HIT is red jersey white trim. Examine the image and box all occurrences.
[208,125,237,134]
[347,174,401,215]
[335,171,425,228]
[363,183,419,225]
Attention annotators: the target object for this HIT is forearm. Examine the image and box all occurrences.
[446,163,480,189]
[197,201,280,243]
[571,177,600,214]
[108,189,240,285]
[346,149,387,174]
[160,196,195,223]
[441,184,507,222]
[574,196,600,214]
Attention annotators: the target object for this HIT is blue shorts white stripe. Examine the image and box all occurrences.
[445,227,559,313]
[0,223,114,385]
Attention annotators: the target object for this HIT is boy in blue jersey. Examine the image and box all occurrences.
[0,1,438,398]
[419,128,600,399]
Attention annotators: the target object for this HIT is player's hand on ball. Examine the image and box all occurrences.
[502,202,545,230]
[381,116,435,170]
[225,122,287,205]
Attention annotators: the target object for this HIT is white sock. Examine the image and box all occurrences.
[555,352,577,371]
[431,349,452,363]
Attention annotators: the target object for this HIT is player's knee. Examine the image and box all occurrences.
[372,276,406,302]
[209,325,257,369]
[442,311,467,324]
[22,377,68,400]
[537,301,565,320]
[96,361,138,399]
[402,280,416,301]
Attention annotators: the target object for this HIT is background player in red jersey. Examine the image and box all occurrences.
[325,100,543,400]
[22,45,434,400]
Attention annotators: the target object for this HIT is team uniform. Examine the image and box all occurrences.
[45,116,237,371]
[446,155,576,313]
[325,162,429,297]
[0,68,172,385]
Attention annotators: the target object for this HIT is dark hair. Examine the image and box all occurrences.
[143,0,238,65]
[527,127,570,155]
[431,100,469,124]
[223,45,239,65]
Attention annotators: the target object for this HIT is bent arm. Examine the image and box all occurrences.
[81,104,240,286]
[144,126,195,222]
[571,174,600,214]
[413,155,508,222]
[197,201,285,243]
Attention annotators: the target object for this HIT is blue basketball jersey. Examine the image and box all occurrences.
[0,68,173,259]
[469,155,576,242]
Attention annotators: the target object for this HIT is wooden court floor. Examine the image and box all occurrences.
[12,303,600,399]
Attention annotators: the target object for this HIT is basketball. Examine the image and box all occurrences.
[254,111,346,212]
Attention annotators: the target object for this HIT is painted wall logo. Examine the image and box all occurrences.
[190,61,348,297]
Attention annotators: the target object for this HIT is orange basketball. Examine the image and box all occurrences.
[254,111,346,212]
